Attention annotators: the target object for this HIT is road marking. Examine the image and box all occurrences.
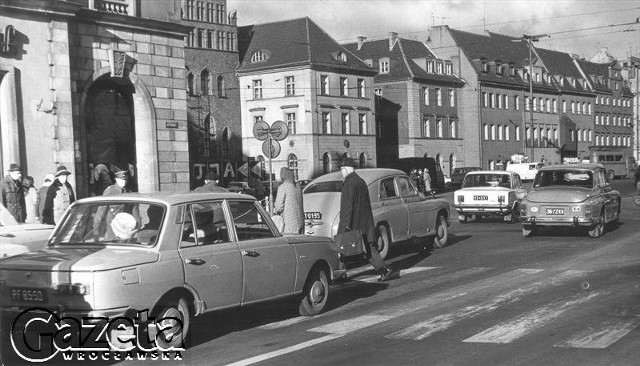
[257,316,312,330]
[223,334,345,366]
[353,266,437,283]
[387,270,591,340]
[308,315,392,334]
[554,316,640,349]
[463,291,602,344]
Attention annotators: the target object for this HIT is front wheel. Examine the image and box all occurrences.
[154,298,190,350]
[299,268,329,316]
[432,214,449,249]
[375,225,390,260]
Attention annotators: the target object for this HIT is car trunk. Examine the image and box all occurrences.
[302,192,341,238]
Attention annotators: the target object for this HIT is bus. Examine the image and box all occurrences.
[586,147,637,180]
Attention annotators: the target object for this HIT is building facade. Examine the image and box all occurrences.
[236,18,377,181]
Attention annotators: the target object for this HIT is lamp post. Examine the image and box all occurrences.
[513,34,549,161]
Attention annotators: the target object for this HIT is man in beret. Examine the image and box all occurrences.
[1,163,26,223]
[194,171,229,193]
[337,157,396,282]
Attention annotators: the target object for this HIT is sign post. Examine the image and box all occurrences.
[253,120,288,214]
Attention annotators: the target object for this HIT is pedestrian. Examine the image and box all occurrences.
[102,169,132,196]
[338,157,395,282]
[22,176,38,223]
[423,168,433,197]
[93,170,138,241]
[93,163,112,196]
[417,169,425,193]
[1,163,26,223]
[634,168,640,194]
[36,173,54,223]
[42,166,75,225]
[273,167,304,234]
[194,171,229,193]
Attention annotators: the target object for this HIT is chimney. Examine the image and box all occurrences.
[389,32,398,51]
[357,36,367,50]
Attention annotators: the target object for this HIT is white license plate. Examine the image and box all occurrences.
[11,288,47,303]
[304,212,322,220]
[545,208,564,215]
[473,195,488,200]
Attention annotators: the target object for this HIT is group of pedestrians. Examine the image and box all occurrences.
[409,168,433,196]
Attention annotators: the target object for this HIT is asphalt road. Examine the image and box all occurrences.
[116,179,639,366]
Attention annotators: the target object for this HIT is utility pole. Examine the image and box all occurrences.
[513,34,549,161]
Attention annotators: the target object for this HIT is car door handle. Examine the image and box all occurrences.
[242,250,260,257]
[185,258,206,265]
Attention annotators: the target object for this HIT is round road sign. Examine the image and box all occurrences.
[270,120,289,141]
[262,139,281,158]
[253,120,270,141]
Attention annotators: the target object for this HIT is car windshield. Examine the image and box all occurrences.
[304,181,343,194]
[50,201,166,246]
[462,174,511,188]
[533,170,594,188]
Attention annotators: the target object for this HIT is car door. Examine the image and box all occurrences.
[228,200,296,304]
[397,176,429,237]
[178,201,243,310]
[372,177,408,241]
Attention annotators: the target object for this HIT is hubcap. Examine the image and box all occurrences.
[310,281,326,305]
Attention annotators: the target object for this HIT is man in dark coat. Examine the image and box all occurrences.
[94,170,137,241]
[337,157,395,282]
[1,163,26,223]
[194,172,229,193]
[102,170,132,196]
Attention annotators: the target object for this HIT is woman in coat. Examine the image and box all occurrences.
[43,166,76,225]
[273,167,304,234]
[23,176,38,223]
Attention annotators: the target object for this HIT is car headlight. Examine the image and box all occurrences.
[530,206,539,213]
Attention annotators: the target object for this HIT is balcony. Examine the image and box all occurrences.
[91,0,133,16]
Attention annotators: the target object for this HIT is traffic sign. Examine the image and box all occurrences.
[270,120,289,141]
[237,162,249,177]
[253,120,270,141]
[262,139,281,159]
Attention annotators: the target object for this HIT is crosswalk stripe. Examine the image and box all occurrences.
[463,291,602,344]
[386,270,591,340]
[352,266,437,283]
[554,317,640,349]
[257,316,312,330]
[308,315,392,334]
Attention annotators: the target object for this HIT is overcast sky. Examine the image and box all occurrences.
[227,0,640,61]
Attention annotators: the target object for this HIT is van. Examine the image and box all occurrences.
[505,162,544,181]
[392,157,445,190]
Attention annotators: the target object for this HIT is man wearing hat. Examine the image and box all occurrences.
[43,166,75,225]
[194,171,229,193]
[1,163,26,223]
[102,169,131,196]
[337,156,396,282]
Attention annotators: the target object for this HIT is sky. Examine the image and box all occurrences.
[227,0,640,61]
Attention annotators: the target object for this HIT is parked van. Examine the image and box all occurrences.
[505,162,544,181]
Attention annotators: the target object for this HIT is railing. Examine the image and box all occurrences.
[94,0,130,15]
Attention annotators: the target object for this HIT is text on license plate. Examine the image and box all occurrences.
[304,212,322,220]
[11,288,47,303]
[473,195,488,200]
[545,208,564,215]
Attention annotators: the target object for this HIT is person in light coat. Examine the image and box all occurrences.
[43,166,76,225]
[23,176,38,223]
[273,167,304,234]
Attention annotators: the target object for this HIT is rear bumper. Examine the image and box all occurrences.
[1,304,132,324]
[455,204,515,215]
[520,215,598,227]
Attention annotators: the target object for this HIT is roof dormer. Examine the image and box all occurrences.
[251,50,268,63]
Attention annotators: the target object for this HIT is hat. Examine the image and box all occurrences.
[55,166,72,177]
[339,157,357,168]
[110,212,140,240]
[114,170,129,179]
[44,173,55,183]
[8,163,22,172]
[204,171,218,181]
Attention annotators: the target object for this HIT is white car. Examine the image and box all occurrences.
[453,171,527,223]
[0,205,54,258]
[505,162,544,181]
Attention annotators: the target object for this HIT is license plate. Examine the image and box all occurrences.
[304,212,322,220]
[10,288,47,303]
[473,195,488,200]
[545,208,564,215]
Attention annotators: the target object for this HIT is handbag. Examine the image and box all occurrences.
[334,230,365,261]
[271,214,284,232]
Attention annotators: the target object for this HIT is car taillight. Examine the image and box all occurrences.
[498,195,505,203]
[54,283,91,295]
[520,203,527,215]
[584,204,592,215]
[458,195,464,203]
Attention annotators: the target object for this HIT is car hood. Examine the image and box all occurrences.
[526,187,594,203]
[0,247,159,272]
[0,223,55,258]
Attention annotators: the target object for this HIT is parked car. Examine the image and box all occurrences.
[520,163,621,238]
[505,162,544,181]
[453,171,527,223]
[0,192,343,349]
[302,168,451,259]
[450,167,482,187]
[0,205,54,258]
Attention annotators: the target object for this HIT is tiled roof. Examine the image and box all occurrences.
[450,29,530,67]
[575,59,613,93]
[237,17,375,75]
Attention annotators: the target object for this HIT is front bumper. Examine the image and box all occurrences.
[455,204,514,215]
[520,215,598,227]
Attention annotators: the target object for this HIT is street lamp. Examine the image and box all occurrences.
[512,34,549,161]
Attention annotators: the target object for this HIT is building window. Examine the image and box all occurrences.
[450,118,457,138]
[196,29,203,48]
[342,113,350,134]
[436,62,443,74]
[253,79,262,99]
[482,92,488,108]
[490,93,495,108]
[427,61,434,73]
[217,75,226,97]
[253,115,263,124]
[515,126,520,141]
[504,94,509,110]
[358,114,367,135]
[525,96,530,111]
[562,100,567,113]
[423,87,430,105]
[449,89,455,107]
[497,93,502,109]
[533,97,538,112]
[187,72,194,95]
[379,59,389,74]
[436,118,443,138]
[288,154,299,181]
[322,112,331,134]
[553,99,557,113]
[286,113,296,134]
[490,124,496,140]
[200,69,210,96]
[222,127,229,159]
[320,75,329,95]
[445,63,452,75]
[498,125,503,140]
[374,88,382,97]
[435,88,442,106]
[423,116,432,138]
[483,124,489,140]
[505,125,510,141]
[357,79,365,98]
[340,77,348,96]
[587,103,592,115]
[285,76,295,96]
[514,95,520,110]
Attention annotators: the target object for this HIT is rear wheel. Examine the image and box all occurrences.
[432,214,449,249]
[154,298,190,350]
[588,211,605,238]
[299,268,329,316]
[375,225,390,259]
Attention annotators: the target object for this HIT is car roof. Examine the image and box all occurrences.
[466,170,513,175]
[539,163,603,171]
[307,168,407,185]
[74,191,256,206]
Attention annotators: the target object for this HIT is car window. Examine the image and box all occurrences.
[181,201,229,246]
[396,176,417,197]
[228,200,276,241]
[533,170,594,188]
[379,178,397,199]
[304,181,343,194]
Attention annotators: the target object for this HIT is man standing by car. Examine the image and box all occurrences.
[102,169,132,196]
[1,163,26,223]
[338,157,396,282]
[194,171,229,193]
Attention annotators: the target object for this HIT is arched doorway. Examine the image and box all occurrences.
[85,77,137,195]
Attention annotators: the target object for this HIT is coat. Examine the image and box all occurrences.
[338,171,375,244]
[43,179,75,225]
[273,180,304,234]
[102,183,130,196]
[36,183,52,221]
[1,175,26,223]
[193,182,229,193]
[24,187,38,223]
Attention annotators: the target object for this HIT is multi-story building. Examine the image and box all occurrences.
[620,56,640,162]
[342,33,465,175]
[236,17,377,180]
[0,0,191,196]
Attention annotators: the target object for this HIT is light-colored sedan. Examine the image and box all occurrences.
[0,205,54,258]
[0,192,343,351]
[303,168,451,259]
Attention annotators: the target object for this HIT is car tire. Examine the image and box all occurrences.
[629,169,636,180]
[375,225,390,260]
[299,267,329,316]
[154,297,190,350]
[588,211,605,238]
[432,214,449,249]
[507,205,520,224]
[522,225,535,237]
[607,170,615,181]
